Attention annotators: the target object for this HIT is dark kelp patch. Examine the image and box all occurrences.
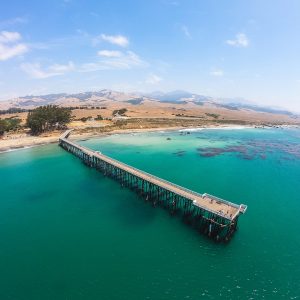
[173,150,186,157]
[197,141,300,161]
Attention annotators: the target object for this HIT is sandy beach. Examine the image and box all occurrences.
[0,126,182,153]
[0,123,255,153]
[0,134,60,153]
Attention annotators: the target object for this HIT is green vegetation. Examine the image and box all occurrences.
[26,105,72,135]
[174,113,204,118]
[95,115,103,120]
[80,116,93,122]
[0,117,22,136]
[69,106,107,110]
[0,108,29,115]
[112,108,127,116]
[80,117,88,122]
[205,113,219,119]
[126,98,143,105]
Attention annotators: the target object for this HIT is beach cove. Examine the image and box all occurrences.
[0,127,300,299]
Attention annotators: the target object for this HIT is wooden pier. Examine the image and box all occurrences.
[59,130,247,242]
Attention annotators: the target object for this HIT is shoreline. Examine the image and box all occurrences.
[72,124,256,142]
[0,125,189,153]
[1,123,298,154]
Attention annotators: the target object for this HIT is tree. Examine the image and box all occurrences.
[7,117,22,130]
[112,108,127,116]
[26,105,72,135]
[0,119,7,136]
[80,117,88,122]
[0,117,22,136]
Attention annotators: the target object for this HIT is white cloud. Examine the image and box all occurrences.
[0,31,28,61]
[80,51,147,72]
[21,63,58,79]
[105,51,144,68]
[21,61,75,79]
[210,69,224,77]
[100,34,129,47]
[0,17,27,27]
[181,25,191,39]
[48,61,75,72]
[146,74,163,84]
[0,31,21,43]
[0,43,28,61]
[226,33,249,48]
[97,50,123,58]
[20,46,145,78]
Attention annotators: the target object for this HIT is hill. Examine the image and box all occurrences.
[0,89,299,125]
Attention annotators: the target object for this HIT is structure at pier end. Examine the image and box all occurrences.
[59,130,247,242]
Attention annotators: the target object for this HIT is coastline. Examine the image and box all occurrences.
[1,123,296,154]
[0,125,189,153]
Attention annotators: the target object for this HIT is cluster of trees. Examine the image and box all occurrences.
[0,117,22,136]
[79,116,92,122]
[70,106,107,110]
[0,108,29,115]
[112,108,127,116]
[79,114,104,122]
[205,113,220,119]
[26,105,72,135]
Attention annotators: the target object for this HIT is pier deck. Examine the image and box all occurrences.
[59,130,247,241]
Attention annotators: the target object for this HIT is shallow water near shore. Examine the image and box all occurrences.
[0,128,300,299]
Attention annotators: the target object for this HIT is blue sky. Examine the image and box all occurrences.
[0,0,300,111]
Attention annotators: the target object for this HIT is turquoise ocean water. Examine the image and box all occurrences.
[0,128,300,299]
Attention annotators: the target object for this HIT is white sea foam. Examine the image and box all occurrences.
[0,145,36,154]
[179,125,253,132]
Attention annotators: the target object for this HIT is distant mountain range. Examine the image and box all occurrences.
[0,89,297,117]
[145,90,296,116]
